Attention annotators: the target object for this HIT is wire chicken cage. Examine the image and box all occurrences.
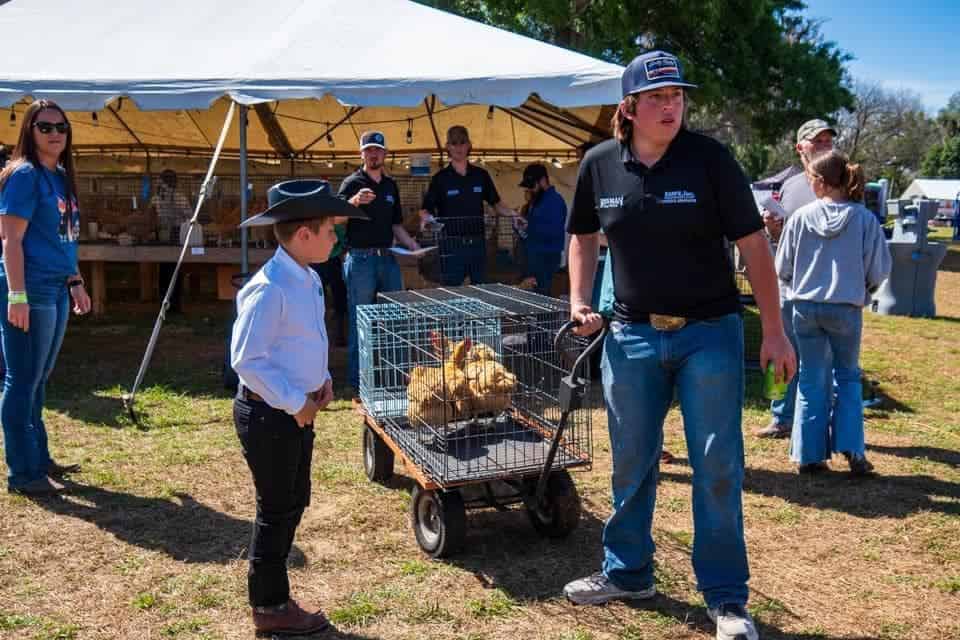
[356,284,601,557]
[417,216,524,285]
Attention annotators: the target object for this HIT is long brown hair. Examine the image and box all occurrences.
[0,99,78,207]
[807,150,865,202]
[611,95,639,144]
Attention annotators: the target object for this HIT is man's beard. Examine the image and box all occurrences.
[366,159,383,170]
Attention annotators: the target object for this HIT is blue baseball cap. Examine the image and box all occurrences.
[621,50,697,97]
[360,131,387,150]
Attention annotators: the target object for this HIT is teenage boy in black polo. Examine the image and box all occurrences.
[338,131,420,394]
[563,50,795,640]
[419,125,520,285]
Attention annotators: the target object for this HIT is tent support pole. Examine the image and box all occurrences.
[124,100,237,423]
[240,103,249,275]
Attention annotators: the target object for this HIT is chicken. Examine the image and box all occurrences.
[406,334,472,424]
[406,333,518,424]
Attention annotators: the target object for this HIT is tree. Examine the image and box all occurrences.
[418,0,854,144]
[936,91,960,138]
[920,137,960,179]
[835,81,939,194]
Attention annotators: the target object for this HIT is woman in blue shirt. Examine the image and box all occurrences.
[0,99,91,495]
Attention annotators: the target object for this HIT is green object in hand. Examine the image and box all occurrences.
[764,362,788,400]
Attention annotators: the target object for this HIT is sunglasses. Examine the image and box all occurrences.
[33,121,69,134]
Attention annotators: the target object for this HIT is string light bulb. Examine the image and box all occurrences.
[406,119,413,144]
[487,105,495,120]
[551,158,562,169]
[326,123,334,147]
[91,112,99,127]
[9,108,15,127]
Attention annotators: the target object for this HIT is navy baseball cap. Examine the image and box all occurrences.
[360,131,386,150]
[621,50,697,97]
[519,163,548,188]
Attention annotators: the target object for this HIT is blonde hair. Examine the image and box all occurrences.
[807,150,865,202]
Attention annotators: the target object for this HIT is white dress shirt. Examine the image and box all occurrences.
[231,246,331,415]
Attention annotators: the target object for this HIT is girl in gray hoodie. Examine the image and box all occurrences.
[775,150,891,475]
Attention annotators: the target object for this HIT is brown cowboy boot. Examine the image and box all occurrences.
[252,598,329,637]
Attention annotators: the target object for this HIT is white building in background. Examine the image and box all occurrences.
[900,179,960,221]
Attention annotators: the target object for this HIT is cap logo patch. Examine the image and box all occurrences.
[644,56,680,81]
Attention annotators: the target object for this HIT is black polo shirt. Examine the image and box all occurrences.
[422,163,500,236]
[337,169,403,249]
[567,130,763,321]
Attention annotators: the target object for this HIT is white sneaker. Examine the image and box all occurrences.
[563,572,656,605]
[707,603,759,640]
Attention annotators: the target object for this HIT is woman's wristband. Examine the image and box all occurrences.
[7,291,27,304]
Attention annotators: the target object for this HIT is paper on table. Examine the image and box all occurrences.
[753,191,788,220]
[389,246,438,258]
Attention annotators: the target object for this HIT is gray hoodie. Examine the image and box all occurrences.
[775,199,892,307]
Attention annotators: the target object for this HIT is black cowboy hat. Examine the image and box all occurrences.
[239,179,368,228]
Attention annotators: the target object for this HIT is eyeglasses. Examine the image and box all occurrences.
[33,121,69,134]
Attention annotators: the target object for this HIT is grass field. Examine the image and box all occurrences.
[0,229,957,639]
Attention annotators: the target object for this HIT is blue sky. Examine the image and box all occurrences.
[802,0,959,113]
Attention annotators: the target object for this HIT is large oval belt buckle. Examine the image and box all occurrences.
[650,314,687,331]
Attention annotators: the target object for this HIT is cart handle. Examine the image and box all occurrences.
[554,319,608,380]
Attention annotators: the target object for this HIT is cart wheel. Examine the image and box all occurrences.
[526,470,581,538]
[410,486,466,558]
[362,426,394,483]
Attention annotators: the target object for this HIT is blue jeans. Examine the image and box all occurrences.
[770,300,799,426]
[601,314,749,608]
[344,251,403,390]
[790,301,864,464]
[525,248,561,296]
[440,237,485,286]
[0,277,70,489]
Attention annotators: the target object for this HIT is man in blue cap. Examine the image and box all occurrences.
[564,50,795,640]
[231,179,367,636]
[338,131,420,398]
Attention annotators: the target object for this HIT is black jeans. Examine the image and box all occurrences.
[234,397,314,607]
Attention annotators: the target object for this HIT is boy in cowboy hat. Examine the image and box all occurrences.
[230,179,367,636]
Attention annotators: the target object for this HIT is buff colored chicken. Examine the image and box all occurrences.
[406,335,472,425]
[457,341,518,416]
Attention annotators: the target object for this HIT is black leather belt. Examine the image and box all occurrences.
[238,385,265,403]
[349,247,393,256]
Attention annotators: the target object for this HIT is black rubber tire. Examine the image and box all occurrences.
[410,486,467,558]
[525,470,582,538]
[362,426,394,483]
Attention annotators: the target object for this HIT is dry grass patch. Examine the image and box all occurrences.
[1,241,959,639]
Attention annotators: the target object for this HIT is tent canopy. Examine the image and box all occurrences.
[0,0,622,160]
[901,179,960,201]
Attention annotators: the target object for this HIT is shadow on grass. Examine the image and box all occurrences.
[618,593,879,640]
[442,495,607,601]
[660,467,959,518]
[27,483,301,565]
[867,443,960,469]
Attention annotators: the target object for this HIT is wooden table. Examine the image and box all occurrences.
[78,244,275,314]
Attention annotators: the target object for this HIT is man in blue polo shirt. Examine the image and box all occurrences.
[517,163,566,296]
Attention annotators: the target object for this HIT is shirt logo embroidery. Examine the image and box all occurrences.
[599,195,625,209]
[472,186,483,193]
[447,189,460,197]
[659,190,698,204]
[385,194,395,204]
